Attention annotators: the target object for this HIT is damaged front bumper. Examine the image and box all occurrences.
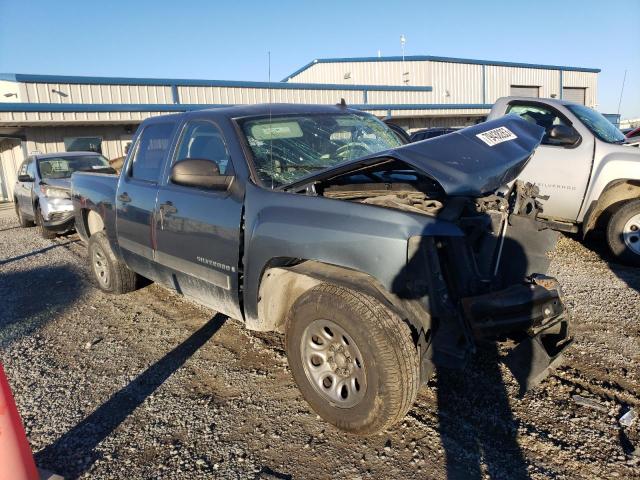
[461,274,572,394]
[40,197,75,230]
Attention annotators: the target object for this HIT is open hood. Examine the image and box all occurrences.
[285,115,545,197]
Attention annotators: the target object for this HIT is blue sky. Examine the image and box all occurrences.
[1,0,638,118]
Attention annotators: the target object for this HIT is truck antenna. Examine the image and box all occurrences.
[617,69,627,116]
[268,50,274,188]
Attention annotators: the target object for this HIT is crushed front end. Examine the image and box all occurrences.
[289,115,573,393]
[416,180,572,393]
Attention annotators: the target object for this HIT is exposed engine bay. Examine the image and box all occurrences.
[304,157,558,292]
[323,182,445,216]
[314,157,540,222]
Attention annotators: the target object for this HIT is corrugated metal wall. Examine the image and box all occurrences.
[288,61,599,108]
[0,139,24,201]
[291,60,485,104]
[25,126,132,160]
[177,86,365,105]
[428,62,483,103]
[562,71,597,106]
[288,61,431,86]
[485,66,560,102]
[0,111,163,123]
[21,82,173,104]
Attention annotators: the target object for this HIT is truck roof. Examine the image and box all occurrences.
[498,96,581,107]
[196,103,360,118]
[142,103,366,126]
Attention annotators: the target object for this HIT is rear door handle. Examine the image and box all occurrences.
[118,192,131,203]
[159,201,177,215]
[158,201,177,230]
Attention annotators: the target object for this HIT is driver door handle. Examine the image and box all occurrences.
[118,192,131,203]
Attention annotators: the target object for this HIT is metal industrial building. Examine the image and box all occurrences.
[284,55,600,132]
[0,55,599,203]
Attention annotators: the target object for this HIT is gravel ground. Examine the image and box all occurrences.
[0,205,639,480]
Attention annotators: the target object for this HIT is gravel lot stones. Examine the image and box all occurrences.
[0,207,639,479]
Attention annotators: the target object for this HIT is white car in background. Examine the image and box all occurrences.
[14,151,112,238]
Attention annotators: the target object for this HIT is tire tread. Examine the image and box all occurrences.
[606,199,640,267]
[88,231,137,294]
[287,283,420,434]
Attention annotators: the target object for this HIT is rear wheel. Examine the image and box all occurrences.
[285,283,420,435]
[88,231,137,294]
[35,206,58,239]
[607,199,640,267]
[15,201,34,228]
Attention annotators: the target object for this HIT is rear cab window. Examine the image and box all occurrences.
[128,122,176,183]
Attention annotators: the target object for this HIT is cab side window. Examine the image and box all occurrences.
[175,121,232,176]
[130,123,175,183]
[506,104,569,146]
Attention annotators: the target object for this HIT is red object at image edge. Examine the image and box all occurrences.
[0,363,39,480]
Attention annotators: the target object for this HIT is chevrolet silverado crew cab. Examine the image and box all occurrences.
[72,104,572,434]
[488,97,640,265]
[14,151,111,238]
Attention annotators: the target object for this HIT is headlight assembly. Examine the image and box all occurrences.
[40,185,71,199]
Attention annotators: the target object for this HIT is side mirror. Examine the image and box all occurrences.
[547,125,580,147]
[18,174,33,182]
[170,158,233,191]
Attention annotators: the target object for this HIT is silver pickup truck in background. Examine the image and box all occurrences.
[487,97,640,266]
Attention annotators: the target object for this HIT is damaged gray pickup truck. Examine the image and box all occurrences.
[71,104,572,434]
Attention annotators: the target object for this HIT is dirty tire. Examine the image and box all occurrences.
[285,283,420,435]
[606,199,640,267]
[88,231,137,294]
[35,207,58,239]
[15,202,34,228]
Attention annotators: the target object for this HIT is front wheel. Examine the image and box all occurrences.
[15,202,34,228]
[285,283,420,435]
[88,231,138,294]
[35,207,58,239]
[607,199,640,267]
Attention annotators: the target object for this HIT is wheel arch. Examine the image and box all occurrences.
[252,259,431,342]
[75,207,105,244]
[582,179,640,237]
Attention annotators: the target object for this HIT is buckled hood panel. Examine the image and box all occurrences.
[286,115,545,197]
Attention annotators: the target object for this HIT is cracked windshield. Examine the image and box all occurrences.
[240,112,402,187]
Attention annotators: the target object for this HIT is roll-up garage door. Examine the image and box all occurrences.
[562,87,586,105]
[510,85,539,97]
